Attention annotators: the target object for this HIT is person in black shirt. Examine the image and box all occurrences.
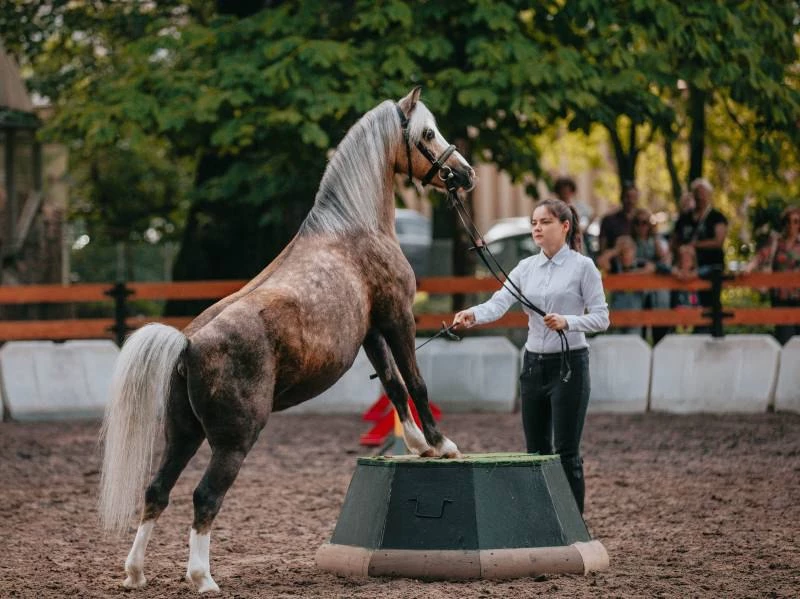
[670,178,728,316]
[598,181,640,254]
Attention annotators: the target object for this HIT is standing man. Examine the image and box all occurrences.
[598,181,640,254]
[671,178,728,318]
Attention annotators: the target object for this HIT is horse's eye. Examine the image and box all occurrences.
[423,128,435,141]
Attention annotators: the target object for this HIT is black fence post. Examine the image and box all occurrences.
[105,282,133,347]
[701,266,734,338]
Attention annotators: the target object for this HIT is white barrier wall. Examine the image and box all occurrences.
[587,335,651,413]
[285,348,382,414]
[650,334,781,413]
[417,337,518,412]
[0,340,119,421]
[775,336,800,413]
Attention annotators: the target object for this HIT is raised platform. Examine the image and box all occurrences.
[316,453,609,580]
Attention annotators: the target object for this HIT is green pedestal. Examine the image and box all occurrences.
[316,453,609,580]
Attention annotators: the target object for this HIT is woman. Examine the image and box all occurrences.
[631,208,672,343]
[452,198,609,513]
[747,205,800,344]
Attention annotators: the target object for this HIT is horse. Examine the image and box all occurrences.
[99,87,476,593]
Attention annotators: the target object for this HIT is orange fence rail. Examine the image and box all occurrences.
[0,272,798,342]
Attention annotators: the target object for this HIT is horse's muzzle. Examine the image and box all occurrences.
[441,166,476,192]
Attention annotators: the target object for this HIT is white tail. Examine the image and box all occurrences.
[99,323,189,533]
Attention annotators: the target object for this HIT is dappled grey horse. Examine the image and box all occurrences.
[100,87,475,593]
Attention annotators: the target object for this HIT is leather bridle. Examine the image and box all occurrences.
[395,104,458,187]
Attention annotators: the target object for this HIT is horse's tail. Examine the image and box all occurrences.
[99,323,188,534]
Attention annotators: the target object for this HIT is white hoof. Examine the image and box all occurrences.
[436,437,461,458]
[188,569,220,593]
[122,569,146,589]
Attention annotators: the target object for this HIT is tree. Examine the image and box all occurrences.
[4,0,797,290]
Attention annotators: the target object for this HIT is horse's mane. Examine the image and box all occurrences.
[299,99,434,236]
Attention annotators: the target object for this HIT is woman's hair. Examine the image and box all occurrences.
[533,198,583,253]
[779,205,800,236]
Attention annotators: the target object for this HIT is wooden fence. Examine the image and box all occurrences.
[0,272,798,344]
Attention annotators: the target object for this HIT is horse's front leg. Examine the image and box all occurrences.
[362,329,433,456]
[381,316,461,458]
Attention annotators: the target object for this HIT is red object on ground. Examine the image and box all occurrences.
[359,394,441,446]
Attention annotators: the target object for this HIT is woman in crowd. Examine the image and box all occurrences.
[747,205,800,344]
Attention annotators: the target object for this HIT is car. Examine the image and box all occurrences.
[395,208,432,278]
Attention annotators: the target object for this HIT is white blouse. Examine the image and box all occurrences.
[470,244,610,353]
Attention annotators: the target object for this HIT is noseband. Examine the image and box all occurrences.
[395,104,458,188]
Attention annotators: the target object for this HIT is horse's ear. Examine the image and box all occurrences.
[399,86,422,116]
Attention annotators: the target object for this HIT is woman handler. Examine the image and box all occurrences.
[453,198,609,513]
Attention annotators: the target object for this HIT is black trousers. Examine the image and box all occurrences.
[520,347,590,513]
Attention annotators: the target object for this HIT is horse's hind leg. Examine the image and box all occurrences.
[363,329,432,456]
[124,374,205,589]
[381,313,461,458]
[185,438,260,593]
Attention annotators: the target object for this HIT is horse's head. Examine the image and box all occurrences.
[396,87,476,193]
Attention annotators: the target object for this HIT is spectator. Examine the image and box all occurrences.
[670,178,728,321]
[631,208,672,344]
[746,205,800,344]
[554,176,577,205]
[598,180,639,254]
[671,244,702,311]
[597,235,649,336]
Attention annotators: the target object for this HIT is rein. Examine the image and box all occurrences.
[441,180,573,384]
[393,103,571,383]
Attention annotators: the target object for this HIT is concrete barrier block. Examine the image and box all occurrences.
[651,334,780,413]
[286,348,382,414]
[587,335,651,413]
[417,337,518,412]
[0,340,119,421]
[775,336,800,414]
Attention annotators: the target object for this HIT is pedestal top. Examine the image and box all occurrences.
[358,452,559,468]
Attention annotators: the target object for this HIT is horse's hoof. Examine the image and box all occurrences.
[436,437,461,459]
[123,572,147,589]
[442,450,463,459]
[188,568,220,594]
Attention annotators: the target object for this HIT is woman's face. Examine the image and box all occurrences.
[531,206,569,253]
[788,212,800,237]
[634,214,651,237]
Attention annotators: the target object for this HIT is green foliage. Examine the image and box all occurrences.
[2,0,798,281]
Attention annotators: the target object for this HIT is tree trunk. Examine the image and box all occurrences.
[606,123,637,187]
[688,86,706,182]
[664,136,682,205]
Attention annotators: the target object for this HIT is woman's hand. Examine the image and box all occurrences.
[452,310,476,329]
[543,313,568,331]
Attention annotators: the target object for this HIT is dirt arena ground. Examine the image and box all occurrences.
[1,411,798,598]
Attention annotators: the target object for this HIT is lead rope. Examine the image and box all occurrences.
[444,182,572,383]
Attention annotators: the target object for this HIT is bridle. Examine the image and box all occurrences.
[395,104,571,383]
[395,104,457,187]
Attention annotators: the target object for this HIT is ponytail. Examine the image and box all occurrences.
[567,204,582,253]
